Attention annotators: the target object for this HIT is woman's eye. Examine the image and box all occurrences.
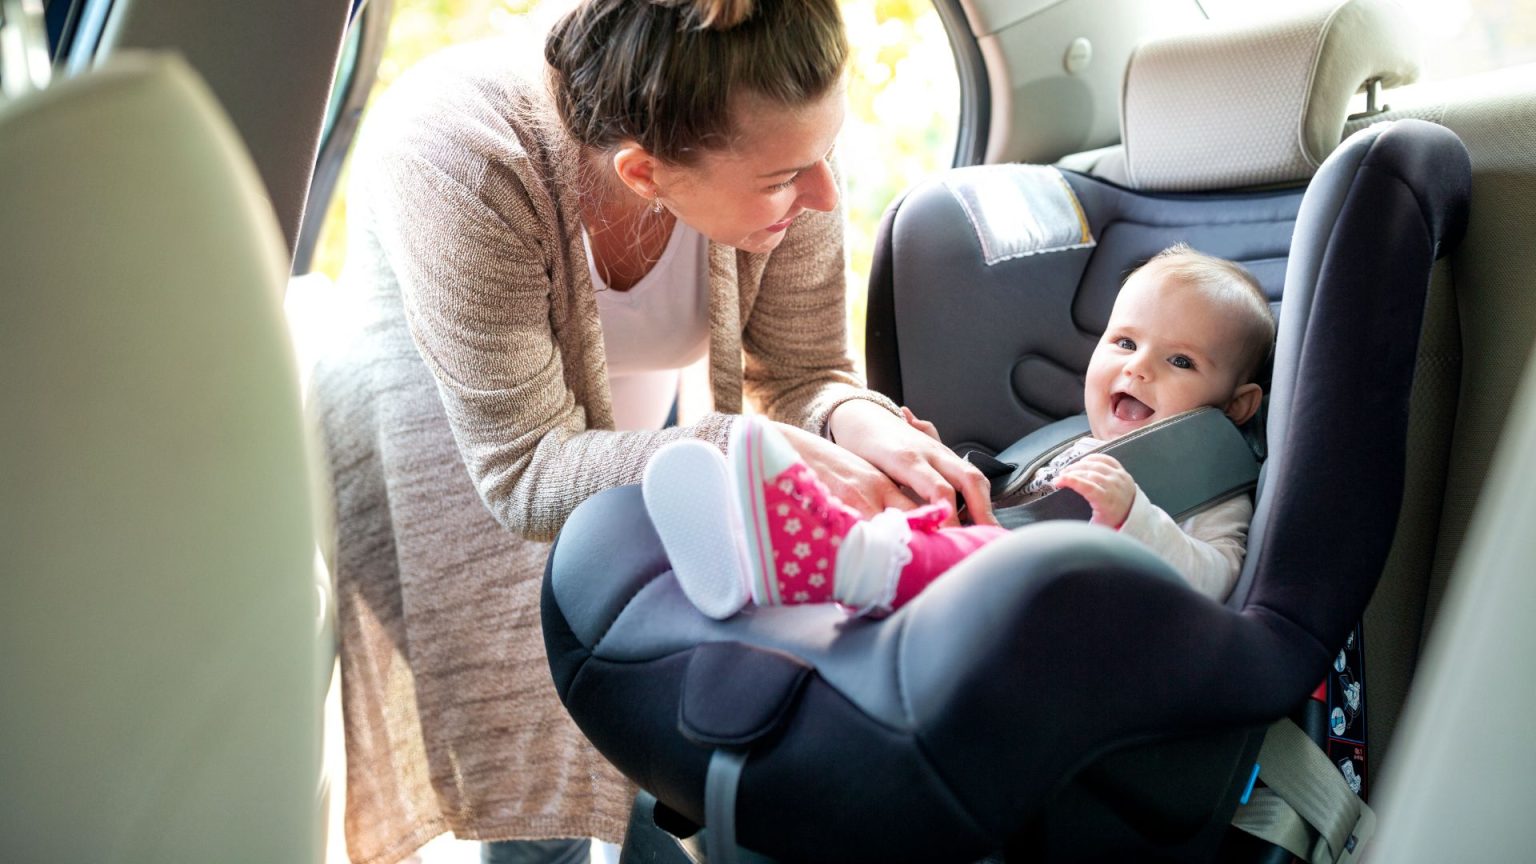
[1114,337,1135,350]
[1169,355,1194,370]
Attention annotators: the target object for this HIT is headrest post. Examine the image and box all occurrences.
[1348,78,1391,122]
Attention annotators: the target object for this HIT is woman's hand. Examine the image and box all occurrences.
[771,421,913,517]
[1053,454,1136,529]
[825,400,998,526]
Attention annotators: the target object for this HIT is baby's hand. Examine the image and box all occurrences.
[1054,454,1136,529]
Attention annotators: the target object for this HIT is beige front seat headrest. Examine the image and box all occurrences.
[0,53,326,861]
[1121,0,1422,191]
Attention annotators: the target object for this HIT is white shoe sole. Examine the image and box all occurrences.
[642,440,750,619]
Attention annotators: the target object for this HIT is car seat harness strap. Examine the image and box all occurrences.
[964,407,1261,530]
[704,748,748,864]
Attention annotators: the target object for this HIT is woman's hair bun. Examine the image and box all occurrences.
[678,0,755,30]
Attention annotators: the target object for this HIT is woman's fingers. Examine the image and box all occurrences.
[824,465,908,517]
[775,420,911,518]
[828,401,999,526]
[900,451,998,526]
[886,454,958,519]
[947,457,998,526]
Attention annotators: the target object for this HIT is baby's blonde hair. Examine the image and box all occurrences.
[1141,243,1276,383]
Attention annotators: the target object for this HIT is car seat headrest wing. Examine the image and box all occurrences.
[1235,119,1471,645]
[1122,0,1422,191]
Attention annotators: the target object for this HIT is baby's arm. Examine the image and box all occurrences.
[1116,492,1250,600]
[1056,455,1248,600]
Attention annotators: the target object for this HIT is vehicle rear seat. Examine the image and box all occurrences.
[1342,62,1536,769]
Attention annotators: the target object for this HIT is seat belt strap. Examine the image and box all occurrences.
[704,748,749,864]
[1231,788,1325,861]
[1232,718,1376,864]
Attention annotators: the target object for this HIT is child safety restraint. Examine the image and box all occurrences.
[541,6,1470,862]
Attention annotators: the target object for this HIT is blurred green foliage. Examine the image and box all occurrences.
[309,0,958,366]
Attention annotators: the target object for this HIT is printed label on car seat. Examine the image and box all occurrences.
[1327,624,1368,799]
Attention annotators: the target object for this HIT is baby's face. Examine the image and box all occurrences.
[1084,268,1252,441]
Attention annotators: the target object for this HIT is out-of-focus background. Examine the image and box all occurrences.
[306,0,959,365]
[300,0,1534,373]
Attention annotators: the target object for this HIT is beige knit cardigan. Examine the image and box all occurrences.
[312,42,896,864]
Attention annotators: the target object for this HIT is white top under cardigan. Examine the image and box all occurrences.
[585,219,711,430]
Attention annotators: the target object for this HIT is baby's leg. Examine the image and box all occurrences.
[892,519,1009,609]
[838,501,1008,614]
[642,440,750,619]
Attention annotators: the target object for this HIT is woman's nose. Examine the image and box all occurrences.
[796,159,838,212]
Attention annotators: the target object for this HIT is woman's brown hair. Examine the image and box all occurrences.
[545,0,848,166]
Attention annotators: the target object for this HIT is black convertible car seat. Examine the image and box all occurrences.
[541,6,1468,862]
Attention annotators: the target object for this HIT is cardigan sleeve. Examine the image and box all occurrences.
[351,61,734,541]
[740,160,900,434]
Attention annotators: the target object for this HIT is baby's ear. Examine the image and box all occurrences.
[1225,382,1263,426]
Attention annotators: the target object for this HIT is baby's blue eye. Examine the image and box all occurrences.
[1169,355,1194,370]
[1115,337,1135,350]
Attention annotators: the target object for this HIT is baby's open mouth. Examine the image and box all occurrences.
[1111,392,1154,422]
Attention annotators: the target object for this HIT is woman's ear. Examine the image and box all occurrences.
[611,143,661,202]
[1225,382,1263,425]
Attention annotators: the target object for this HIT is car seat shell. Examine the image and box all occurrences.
[545,120,1470,862]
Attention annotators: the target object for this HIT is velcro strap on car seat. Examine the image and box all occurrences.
[680,642,813,864]
[986,407,1260,529]
[1232,718,1377,863]
[939,164,1095,265]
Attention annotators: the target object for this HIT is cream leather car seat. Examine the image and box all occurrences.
[0,52,326,862]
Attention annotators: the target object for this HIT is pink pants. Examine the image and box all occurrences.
[890,508,1010,609]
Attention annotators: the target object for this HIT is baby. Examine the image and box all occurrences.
[644,244,1275,618]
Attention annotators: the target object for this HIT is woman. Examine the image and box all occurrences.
[317,1,995,861]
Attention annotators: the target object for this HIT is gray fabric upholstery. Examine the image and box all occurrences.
[1369,325,1536,861]
[883,167,1301,456]
[1362,261,1459,768]
[0,54,325,861]
[1333,68,1536,765]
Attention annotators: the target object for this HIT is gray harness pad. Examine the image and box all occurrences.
[973,407,1260,529]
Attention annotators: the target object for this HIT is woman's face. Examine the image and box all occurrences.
[654,84,846,254]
